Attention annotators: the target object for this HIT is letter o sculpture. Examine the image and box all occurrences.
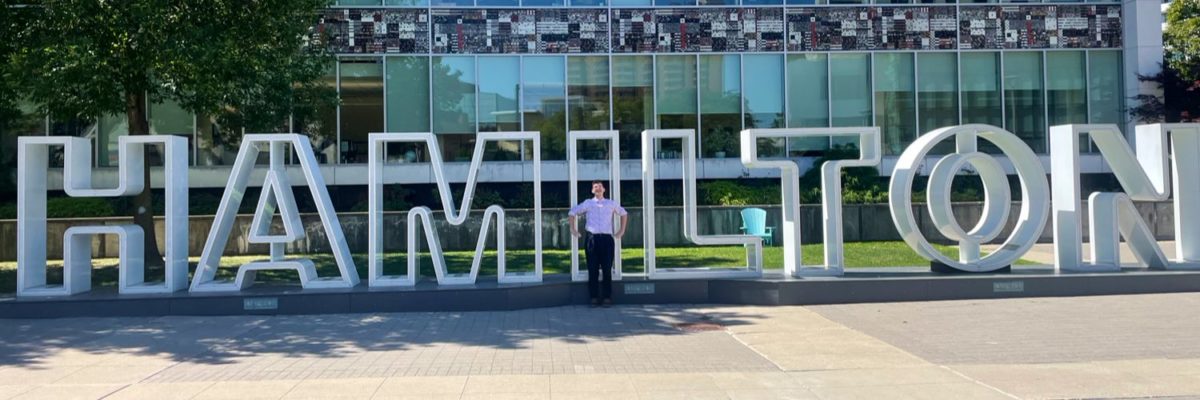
[889,124,1050,272]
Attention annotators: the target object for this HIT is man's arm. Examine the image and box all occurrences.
[567,201,589,238]
[614,203,629,239]
[569,215,581,238]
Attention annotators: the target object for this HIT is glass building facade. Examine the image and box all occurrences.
[310,1,1127,161]
[4,1,1130,173]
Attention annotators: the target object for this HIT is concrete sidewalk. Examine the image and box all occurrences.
[986,240,1180,266]
[1,293,1199,399]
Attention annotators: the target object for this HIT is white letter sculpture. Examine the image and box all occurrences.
[890,124,1050,272]
[1050,123,1200,271]
[740,128,881,276]
[17,135,188,296]
[190,134,359,292]
[642,129,762,278]
[367,131,542,286]
[567,130,622,281]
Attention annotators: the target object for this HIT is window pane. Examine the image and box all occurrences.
[1004,52,1046,153]
[745,54,785,157]
[657,55,698,131]
[961,52,1003,128]
[339,59,384,164]
[523,0,564,6]
[874,52,916,155]
[97,114,128,167]
[830,53,871,128]
[386,0,429,5]
[1047,51,1088,127]
[700,55,740,158]
[478,57,520,132]
[149,99,195,165]
[100,108,204,167]
[613,56,654,159]
[570,0,606,6]
[655,55,696,159]
[611,0,651,5]
[480,0,518,5]
[830,52,868,126]
[568,56,611,159]
[386,57,430,133]
[1088,50,1123,125]
[432,56,476,161]
[744,55,784,129]
[831,53,871,149]
[477,57,521,161]
[786,54,830,155]
[149,101,193,136]
[524,56,567,161]
[337,0,381,4]
[917,53,958,135]
[568,56,610,131]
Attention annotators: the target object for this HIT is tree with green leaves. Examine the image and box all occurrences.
[0,6,18,124]
[1165,0,1200,84]
[4,0,337,266]
[1132,0,1200,123]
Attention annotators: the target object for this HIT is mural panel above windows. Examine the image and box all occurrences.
[958,5,1122,49]
[319,5,1122,55]
[611,8,785,53]
[786,7,957,51]
[428,9,610,53]
[319,9,431,53]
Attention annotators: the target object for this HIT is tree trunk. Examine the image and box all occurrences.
[127,92,165,267]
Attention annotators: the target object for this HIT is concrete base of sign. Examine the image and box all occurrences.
[3,268,1200,318]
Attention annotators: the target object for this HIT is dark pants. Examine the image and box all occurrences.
[586,233,614,300]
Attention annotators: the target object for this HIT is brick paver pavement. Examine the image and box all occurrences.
[1,294,1199,399]
[810,292,1200,364]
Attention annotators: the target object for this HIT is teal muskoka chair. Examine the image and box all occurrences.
[739,207,775,246]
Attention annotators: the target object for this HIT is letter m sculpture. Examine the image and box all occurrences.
[367,132,543,286]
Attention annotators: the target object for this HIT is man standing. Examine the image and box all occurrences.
[568,180,628,308]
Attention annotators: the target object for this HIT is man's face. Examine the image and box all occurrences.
[592,182,605,197]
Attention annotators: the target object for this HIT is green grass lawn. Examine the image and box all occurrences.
[0,241,998,294]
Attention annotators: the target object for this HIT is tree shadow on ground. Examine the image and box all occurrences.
[0,304,768,369]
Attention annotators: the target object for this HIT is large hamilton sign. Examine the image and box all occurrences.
[14,123,1200,297]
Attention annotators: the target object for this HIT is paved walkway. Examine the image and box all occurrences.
[985,240,1179,265]
[2,293,1200,399]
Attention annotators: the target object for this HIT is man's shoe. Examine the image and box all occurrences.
[589,298,600,308]
[602,298,613,308]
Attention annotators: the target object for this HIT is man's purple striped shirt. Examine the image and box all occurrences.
[569,198,628,235]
